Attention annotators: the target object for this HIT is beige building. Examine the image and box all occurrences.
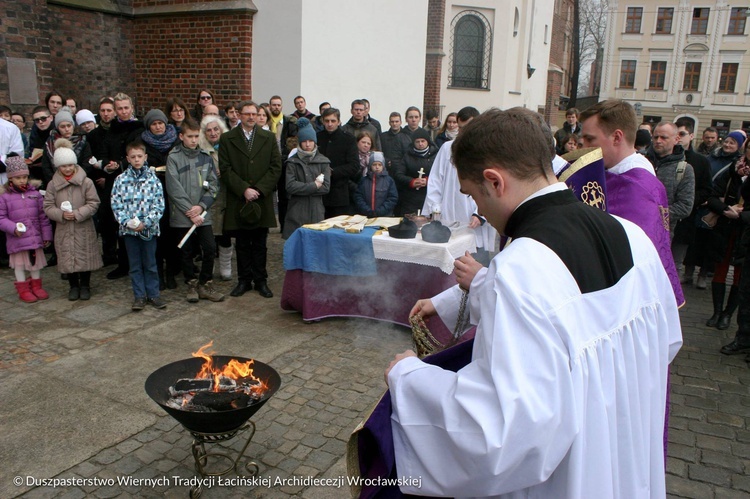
[600,1,750,138]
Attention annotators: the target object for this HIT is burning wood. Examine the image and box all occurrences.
[165,341,269,412]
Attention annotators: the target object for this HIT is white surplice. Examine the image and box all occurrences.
[388,214,682,498]
[422,141,497,251]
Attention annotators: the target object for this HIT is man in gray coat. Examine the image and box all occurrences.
[645,121,695,240]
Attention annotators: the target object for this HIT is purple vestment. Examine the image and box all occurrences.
[605,168,685,307]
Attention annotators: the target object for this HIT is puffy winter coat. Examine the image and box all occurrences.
[43,167,103,274]
[0,181,53,254]
[353,170,398,217]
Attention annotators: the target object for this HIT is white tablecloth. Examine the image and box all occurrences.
[372,226,477,274]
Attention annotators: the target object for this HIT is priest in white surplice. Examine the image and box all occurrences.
[422,107,497,263]
[386,108,682,498]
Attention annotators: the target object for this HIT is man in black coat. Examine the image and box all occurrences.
[674,118,713,288]
[99,93,144,279]
[317,108,359,218]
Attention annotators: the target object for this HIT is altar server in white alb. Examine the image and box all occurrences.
[387,107,682,498]
[422,106,496,264]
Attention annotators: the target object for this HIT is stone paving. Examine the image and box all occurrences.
[1,231,749,498]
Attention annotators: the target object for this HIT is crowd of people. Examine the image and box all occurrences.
[5,88,750,495]
[0,91,474,311]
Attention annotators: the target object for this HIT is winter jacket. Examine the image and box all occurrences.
[43,167,103,274]
[645,144,695,235]
[341,118,382,150]
[111,166,165,240]
[317,128,360,209]
[0,181,53,254]
[353,169,398,217]
[392,145,438,216]
[707,148,742,184]
[283,150,331,239]
[165,143,218,228]
[554,122,582,153]
[705,163,749,265]
[100,119,145,191]
[380,129,411,168]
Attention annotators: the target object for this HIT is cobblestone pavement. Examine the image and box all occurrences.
[2,232,749,498]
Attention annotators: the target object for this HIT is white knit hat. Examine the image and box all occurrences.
[76,109,96,126]
[53,138,78,167]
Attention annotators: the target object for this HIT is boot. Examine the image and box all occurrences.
[186,279,199,303]
[218,246,233,281]
[706,282,726,327]
[28,278,49,300]
[79,272,91,301]
[15,281,38,303]
[68,273,80,301]
[198,281,225,302]
[717,285,740,330]
[720,330,750,355]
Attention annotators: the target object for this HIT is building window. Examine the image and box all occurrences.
[682,62,701,91]
[625,7,643,33]
[655,8,674,34]
[649,61,667,90]
[449,11,492,89]
[727,7,747,35]
[718,63,738,92]
[691,8,709,35]
[619,60,636,88]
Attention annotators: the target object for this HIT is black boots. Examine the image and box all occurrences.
[706,282,725,327]
[716,285,739,330]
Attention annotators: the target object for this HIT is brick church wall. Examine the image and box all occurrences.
[132,12,253,117]
[423,0,445,120]
[0,0,253,119]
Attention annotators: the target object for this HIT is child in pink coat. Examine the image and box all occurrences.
[0,156,53,302]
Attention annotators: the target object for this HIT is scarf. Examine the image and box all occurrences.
[358,151,370,175]
[141,125,177,153]
[297,146,317,162]
[46,131,86,161]
[445,129,458,141]
[269,113,283,134]
[413,145,431,157]
[7,182,29,193]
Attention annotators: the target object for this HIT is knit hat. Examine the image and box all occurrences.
[296,117,317,144]
[54,110,75,129]
[369,151,385,167]
[76,109,96,126]
[143,109,169,129]
[53,138,78,167]
[6,155,29,179]
[412,127,431,144]
[726,131,746,149]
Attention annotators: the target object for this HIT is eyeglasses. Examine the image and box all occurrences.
[33,116,51,123]
[171,108,185,114]
[677,131,690,137]
[199,95,212,101]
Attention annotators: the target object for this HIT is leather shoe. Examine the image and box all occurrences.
[720,339,750,355]
[255,282,273,298]
[717,314,732,330]
[230,281,251,297]
[706,313,721,328]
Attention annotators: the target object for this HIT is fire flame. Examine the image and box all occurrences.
[191,341,268,393]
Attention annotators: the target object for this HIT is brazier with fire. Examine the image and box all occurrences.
[145,342,281,497]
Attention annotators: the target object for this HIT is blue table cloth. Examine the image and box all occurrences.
[282,227,379,276]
